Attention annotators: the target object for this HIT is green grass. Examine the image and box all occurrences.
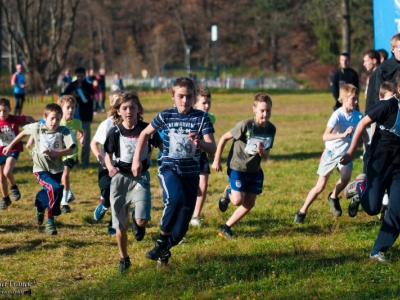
[1,92,399,299]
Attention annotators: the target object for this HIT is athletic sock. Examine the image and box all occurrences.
[61,190,68,205]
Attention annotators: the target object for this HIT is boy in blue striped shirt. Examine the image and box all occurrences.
[132,77,216,267]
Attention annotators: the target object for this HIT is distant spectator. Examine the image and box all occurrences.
[111,72,124,92]
[63,67,95,168]
[87,69,96,84]
[61,69,72,93]
[331,53,359,111]
[98,68,106,112]
[377,49,389,63]
[363,50,381,113]
[11,64,27,116]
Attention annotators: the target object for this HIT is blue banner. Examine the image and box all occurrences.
[373,0,400,57]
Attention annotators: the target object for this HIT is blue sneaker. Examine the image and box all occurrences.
[94,201,108,221]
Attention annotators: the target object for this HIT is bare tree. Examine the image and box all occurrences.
[341,0,350,54]
[1,0,81,92]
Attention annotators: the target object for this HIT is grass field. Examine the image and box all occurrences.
[1,92,399,300]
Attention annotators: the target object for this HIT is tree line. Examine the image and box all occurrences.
[1,0,373,92]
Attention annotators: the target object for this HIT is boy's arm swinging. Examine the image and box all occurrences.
[341,116,372,165]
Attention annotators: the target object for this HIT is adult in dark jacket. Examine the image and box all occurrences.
[373,34,400,106]
[363,50,381,113]
[331,53,359,111]
[63,67,94,168]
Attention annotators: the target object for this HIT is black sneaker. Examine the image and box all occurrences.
[294,211,306,223]
[131,208,145,241]
[45,222,57,235]
[61,205,71,213]
[118,258,131,274]
[0,197,11,210]
[36,211,45,225]
[219,185,231,212]
[10,185,21,201]
[348,196,360,218]
[145,239,171,261]
[218,225,236,239]
[327,193,342,217]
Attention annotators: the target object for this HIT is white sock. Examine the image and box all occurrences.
[382,193,389,206]
[61,190,69,205]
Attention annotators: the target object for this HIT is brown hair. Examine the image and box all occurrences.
[253,93,272,107]
[338,84,358,104]
[379,81,396,99]
[57,95,77,107]
[0,98,11,109]
[110,90,142,125]
[170,77,196,97]
[44,103,63,118]
[196,88,211,102]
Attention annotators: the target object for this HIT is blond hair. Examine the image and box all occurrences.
[57,95,76,107]
[338,84,358,104]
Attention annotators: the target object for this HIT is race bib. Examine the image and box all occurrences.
[244,136,272,155]
[39,133,63,156]
[119,136,147,163]
[169,132,196,159]
[0,127,15,146]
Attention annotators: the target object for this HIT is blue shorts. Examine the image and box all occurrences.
[228,168,264,195]
[0,152,20,165]
[199,151,210,174]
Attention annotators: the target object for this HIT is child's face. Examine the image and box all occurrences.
[342,93,358,111]
[253,101,271,125]
[62,102,76,121]
[44,111,62,131]
[0,105,11,121]
[196,96,211,113]
[118,100,139,123]
[172,87,195,114]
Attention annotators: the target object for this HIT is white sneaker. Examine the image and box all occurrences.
[190,217,202,226]
[370,251,387,263]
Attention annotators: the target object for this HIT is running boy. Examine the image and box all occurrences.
[104,91,162,274]
[91,90,122,235]
[191,88,216,226]
[132,77,216,267]
[58,95,85,213]
[3,103,75,235]
[374,82,396,220]
[342,73,400,262]
[294,84,366,223]
[0,98,35,210]
[212,93,276,239]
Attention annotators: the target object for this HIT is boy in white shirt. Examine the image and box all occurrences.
[294,84,368,223]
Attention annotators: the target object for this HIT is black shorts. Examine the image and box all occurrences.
[199,151,210,174]
[63,158,77,169]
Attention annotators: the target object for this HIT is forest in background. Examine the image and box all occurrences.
[1,0,373,91]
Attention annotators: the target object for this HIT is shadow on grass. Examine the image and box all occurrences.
[50,248,398,300]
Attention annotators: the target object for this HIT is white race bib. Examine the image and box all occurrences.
[244,136,272,155]
[0,126,15,146]
[119,136,147,163]
[169,132,196,159]
[39,133,63,156]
